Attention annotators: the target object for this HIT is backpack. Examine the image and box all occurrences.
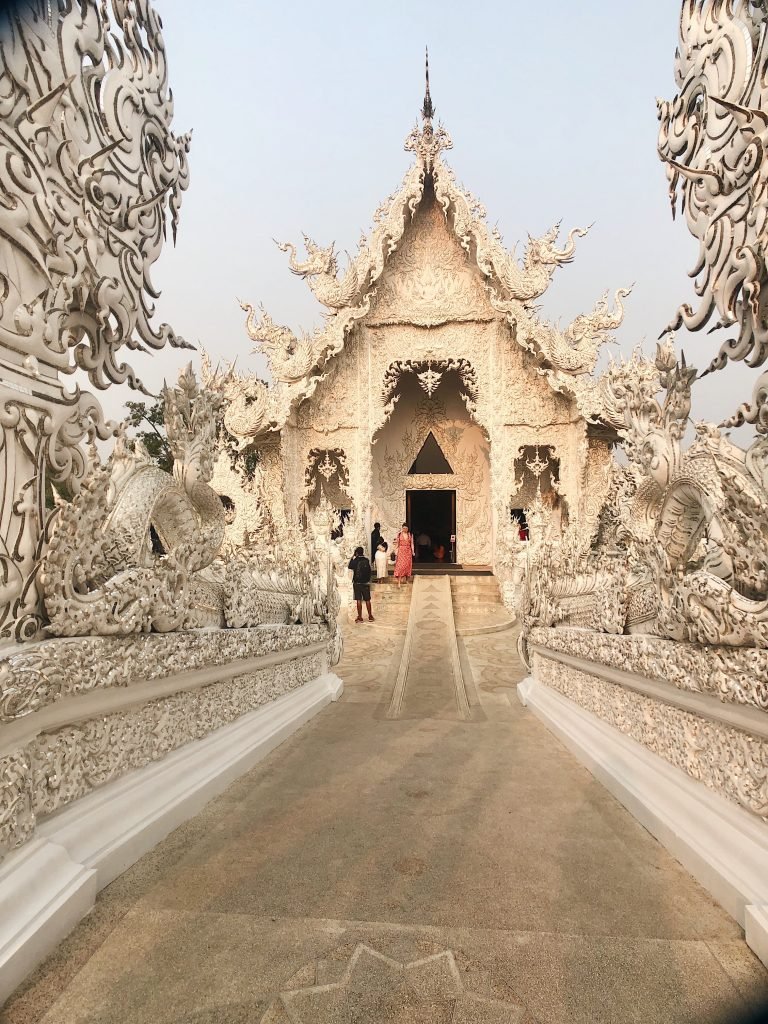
[351,556,371,585]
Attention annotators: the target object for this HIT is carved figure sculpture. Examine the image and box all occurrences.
[0,0,190,641]
[276,236,360,310]
[658,0,768,431]
[41,366,226,635]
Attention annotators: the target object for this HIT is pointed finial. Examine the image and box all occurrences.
[421,46,435,121]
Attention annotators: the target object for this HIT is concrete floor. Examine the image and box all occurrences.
[2,601,768,1023]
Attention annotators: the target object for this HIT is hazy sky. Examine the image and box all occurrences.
[108,0,759,433]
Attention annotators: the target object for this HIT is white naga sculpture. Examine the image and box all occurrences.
[0,0,191,641]
[0,1,341,883]
[518,0,768,658]
[40,365,226,635]
[658,0,768,432]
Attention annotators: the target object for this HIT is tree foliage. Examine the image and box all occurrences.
[123,397,173,473]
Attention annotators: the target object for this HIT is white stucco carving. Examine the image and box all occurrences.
[0,0,191,643]
[658,0,768,432]
[0,2,340,874]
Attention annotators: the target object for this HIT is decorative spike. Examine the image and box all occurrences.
[421,46,435,121]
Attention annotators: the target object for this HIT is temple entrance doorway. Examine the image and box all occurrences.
[407,489,456,563]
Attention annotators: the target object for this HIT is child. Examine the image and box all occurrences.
[374,541,388,581]
[348,546,374,622]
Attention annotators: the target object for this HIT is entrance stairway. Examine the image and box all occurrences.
[449,574,515,635]
[341,573,513,721]
[367,578,412,630]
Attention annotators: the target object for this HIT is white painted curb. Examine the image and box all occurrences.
[517,675,768,969]
[0,672,343,1005]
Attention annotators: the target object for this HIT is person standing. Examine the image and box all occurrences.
[416,529,431,560]
[374,541,388,582]
[348,546,374,622]
[370,521,383,561]
[393,523,414,586]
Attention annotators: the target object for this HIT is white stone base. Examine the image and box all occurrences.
[517,675,768,969]
[0,672,343,1006]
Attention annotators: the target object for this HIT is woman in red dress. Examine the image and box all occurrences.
[393,523,414,586]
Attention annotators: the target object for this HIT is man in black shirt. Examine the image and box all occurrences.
[349,546,374,623]
[370,522,383,562]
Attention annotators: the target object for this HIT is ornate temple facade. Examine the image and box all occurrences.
[214,82,631,567]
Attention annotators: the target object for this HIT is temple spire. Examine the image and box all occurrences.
[405,47,452,167]
[421,47,435,121]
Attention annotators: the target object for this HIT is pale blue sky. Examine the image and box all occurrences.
[112,0,758,430]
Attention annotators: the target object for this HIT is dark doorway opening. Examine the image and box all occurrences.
[407,489,456,563]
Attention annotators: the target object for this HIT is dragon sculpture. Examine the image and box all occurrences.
[478,224,591,304]
[658,0,768,431]
[512,287,633,376]
[199,352,290,449]
[519,337,768,651]
[41,366,226,635]
[40,363,340,638]
[239,302,317,383]
[276,235,361,310]
[0,0,190,640]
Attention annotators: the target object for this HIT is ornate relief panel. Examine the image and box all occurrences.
[496,327,575,428]
[304,448,351,510]
[296,340,360,433]
[366,322,495,439]
[533,652,768,822]
[367,184,497,326]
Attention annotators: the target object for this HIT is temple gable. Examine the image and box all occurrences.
[367,182,497,327]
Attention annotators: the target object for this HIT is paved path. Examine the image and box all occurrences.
[387,576,469,721]
[3,583,768,1023]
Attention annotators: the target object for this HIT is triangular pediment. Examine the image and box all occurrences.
[366,178,497,327]
[408,431,453,475]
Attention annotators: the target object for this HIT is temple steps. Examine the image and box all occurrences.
[450,574,515,636]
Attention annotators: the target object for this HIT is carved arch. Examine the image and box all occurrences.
[374,358,485,440]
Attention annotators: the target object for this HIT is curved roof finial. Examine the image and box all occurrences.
[421,46,435,121]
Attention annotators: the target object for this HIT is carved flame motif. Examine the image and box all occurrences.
[0,0,191,390]
[658,0,768,431]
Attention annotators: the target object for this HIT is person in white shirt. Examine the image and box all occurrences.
[416,530,431,560]
[374,541,389,581]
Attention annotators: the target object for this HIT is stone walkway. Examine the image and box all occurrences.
[3,580,768,1023]
[387,576,469,722]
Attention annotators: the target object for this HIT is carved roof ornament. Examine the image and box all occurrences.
[526,446,551,479]
[422,46,435,121]
[404,47,454,171]
[317,451,338,481]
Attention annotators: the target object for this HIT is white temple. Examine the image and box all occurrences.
[0,3,767,1013]
[212,67,630,569]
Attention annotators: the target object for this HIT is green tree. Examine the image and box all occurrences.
[123,397,173,473]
